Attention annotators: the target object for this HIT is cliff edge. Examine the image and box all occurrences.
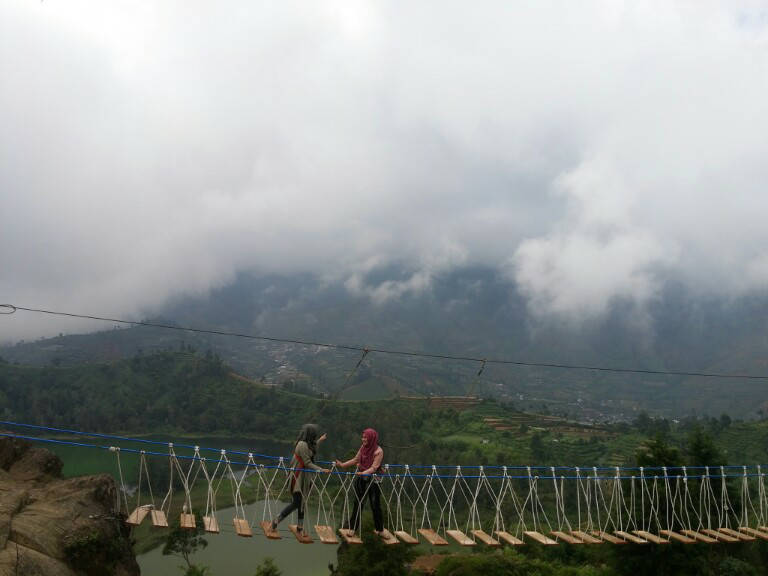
[0,435,140,576]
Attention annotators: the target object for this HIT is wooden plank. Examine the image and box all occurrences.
[571,531,602,544]
[718,527,755,541]
[495,531,525,546]
[290,524,312,543]
[471,530,501,547]
[377,529,399,545]
[524,530,558,545]
[314,525,339,544]
[203,516,219,534]
[701,529,740,543]
[126,507,149,526]
[151,510,168,528]
[680,530,718,544]
[591,531,626,545]
[395,530,420,545]
[338,528,362,545]
[446,529,476,546]
[551,531,584,544]
[233,518,252,537]
[418,528,448,546]
[180,513,196,530]
[738,527,768,541]
[615,531,648,544]
[633,530,669,544]
[659,530,696,544]
[260,521,281,539]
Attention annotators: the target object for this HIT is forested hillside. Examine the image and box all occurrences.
[3,349,768,469]
[4,269,768,422]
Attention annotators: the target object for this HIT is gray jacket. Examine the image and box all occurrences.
[289,440,324,495]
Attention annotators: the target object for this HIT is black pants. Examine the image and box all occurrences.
[349,476,383,532]
[278,491,304,525]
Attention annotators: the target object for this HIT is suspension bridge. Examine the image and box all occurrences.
[3,421,768,549]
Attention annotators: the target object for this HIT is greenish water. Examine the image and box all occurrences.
[137,500,339,576]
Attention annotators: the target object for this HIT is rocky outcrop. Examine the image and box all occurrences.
[0,435,140,576]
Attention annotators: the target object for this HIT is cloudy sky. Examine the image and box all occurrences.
[2,0,768,341]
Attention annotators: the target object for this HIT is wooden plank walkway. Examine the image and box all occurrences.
[395,530,420,544]
[418,529,448,546]
[524,531,558,545]
[496,531,525,546]
[471,530,501,547]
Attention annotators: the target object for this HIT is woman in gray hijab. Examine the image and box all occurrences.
[269,424,330,534]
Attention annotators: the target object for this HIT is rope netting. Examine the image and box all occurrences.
[4,422,768,545]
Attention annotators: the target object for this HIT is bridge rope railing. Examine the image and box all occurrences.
[3,422,768,546]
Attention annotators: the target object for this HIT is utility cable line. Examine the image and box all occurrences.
[2,303,767,381]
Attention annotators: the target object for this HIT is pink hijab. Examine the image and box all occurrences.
[359,428,379,470]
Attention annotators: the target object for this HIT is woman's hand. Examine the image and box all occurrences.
[334,459,344,468]
[322,468,331,474]
[318,433,327,443]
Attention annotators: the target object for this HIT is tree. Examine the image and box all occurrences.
[719,556,758,576]
[333,526,418,576]
[686,427,724,468]
[530,433,548,461]
[254,557,283,576]
[162,511,209,573]
[636,434,681,468]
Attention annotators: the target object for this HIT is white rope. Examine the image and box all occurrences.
[404,464,430,535]
[575,468,583,531]
[227,453,253,525]
[490,467,509,535]
[380,466,397,532]
[170,445,202,518]
[739,466,754,528]
[337,469,357,532]
[681,468,702,533]
[200,450,227,526]
[158,444,176,519]
[524,467,553,535]
[496,467,527,537]
[719,465,736,530]
[593,467,608,534]
[310,462,338,529]
[628,474,640,532]
[699,468,712,531]
[550,467,571,532]
[387,468,409,534]
[609,467,623,532]
[255,458,291,523]
[472,466,499,535]
[757,466,768,526]
[431,466,453,537]
[110,446,129,516]
[418,467,440,532]
[648,474,662,532]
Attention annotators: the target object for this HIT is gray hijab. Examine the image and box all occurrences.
[296,423,320,458]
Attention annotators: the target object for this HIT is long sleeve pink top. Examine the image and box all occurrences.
[341,446,383,476]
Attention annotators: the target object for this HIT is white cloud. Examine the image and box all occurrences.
[1,0,768,339]
[511,154,678,321]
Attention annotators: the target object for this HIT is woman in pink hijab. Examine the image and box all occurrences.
[335,428,384,534]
